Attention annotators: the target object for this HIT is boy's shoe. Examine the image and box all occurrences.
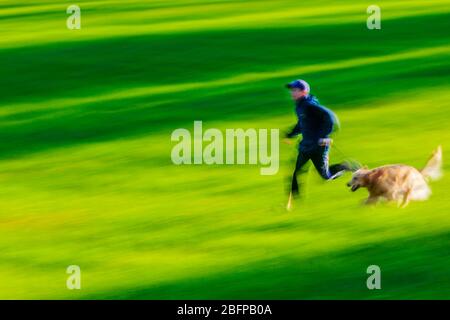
[286,192,293,211]
[329,170,345,180]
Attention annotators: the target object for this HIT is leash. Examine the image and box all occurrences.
[332,142,349,159]
[332,141,363,170]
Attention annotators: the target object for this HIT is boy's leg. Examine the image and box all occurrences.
[311,146,348,180]
[291,151,310,196]
[287,151,310,211]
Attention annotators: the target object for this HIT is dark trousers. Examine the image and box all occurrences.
[291,146,346,196]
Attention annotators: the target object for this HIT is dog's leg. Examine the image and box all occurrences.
[400,189,411,208]
[365,196,379,205]
[395,193,405,208]
[286,192,293,211]
[392,193,403,208]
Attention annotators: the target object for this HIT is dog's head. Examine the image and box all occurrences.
[347,168,369,192]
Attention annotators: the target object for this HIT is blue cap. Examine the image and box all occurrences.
[286,79,310,92]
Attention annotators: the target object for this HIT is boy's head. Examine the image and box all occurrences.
[286,79,310,100]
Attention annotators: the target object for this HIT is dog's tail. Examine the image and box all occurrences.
[421,145,443,181]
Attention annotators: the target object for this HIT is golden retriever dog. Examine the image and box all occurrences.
[347,146,442,207]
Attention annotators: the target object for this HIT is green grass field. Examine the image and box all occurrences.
[0,0,449,299]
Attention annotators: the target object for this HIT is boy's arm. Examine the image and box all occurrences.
[286,121,302,138]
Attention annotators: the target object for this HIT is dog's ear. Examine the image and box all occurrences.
[369,169,384,181]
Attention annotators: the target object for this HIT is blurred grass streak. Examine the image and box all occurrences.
[1,0,449,48]
[0,0,449,299]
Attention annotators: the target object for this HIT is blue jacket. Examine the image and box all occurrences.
[286,95,339,151]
